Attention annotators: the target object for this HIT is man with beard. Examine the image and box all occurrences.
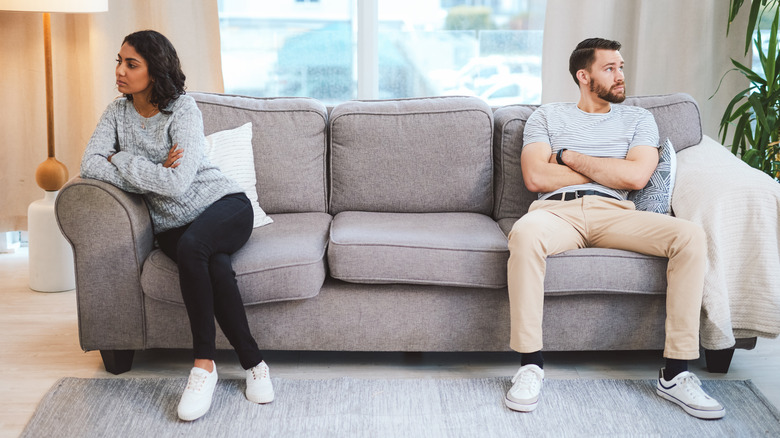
[503,38,725,420]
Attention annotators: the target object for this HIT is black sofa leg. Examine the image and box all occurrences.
[100,350,135,375]
[704,348,735,373]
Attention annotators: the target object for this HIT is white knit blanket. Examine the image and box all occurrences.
[673,135,780,349]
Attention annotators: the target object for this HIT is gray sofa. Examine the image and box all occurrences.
[55,92,752,375]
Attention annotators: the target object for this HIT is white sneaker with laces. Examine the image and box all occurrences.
[246,361,274,404]
[657,368,725,419]
[505,364,544,412]
[177,362,218,421]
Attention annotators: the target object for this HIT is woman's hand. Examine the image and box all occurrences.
[163,144,183,168]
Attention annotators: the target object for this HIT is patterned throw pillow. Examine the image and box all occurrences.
[204,122,273,228]
[628,138,676,215]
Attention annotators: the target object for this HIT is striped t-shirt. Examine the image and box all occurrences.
[522,102,659,201]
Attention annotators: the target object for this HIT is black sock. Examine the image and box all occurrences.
[663,359,688,380]
[521,351,544,369]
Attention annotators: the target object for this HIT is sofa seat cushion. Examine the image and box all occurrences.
[546,248,668,295]
[141,212,332,305]
[498,218,668,295]
[328,211,509,288]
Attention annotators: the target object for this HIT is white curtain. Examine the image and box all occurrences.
[0,0,223,232]
[542,0,750,141]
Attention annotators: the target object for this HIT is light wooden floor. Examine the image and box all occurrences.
[2,248,779,437]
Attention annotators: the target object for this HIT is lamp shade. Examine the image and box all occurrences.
[0,0,107,13]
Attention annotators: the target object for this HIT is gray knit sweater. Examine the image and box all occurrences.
[80,94,242,233]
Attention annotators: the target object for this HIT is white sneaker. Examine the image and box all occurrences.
[657,368,725,419]
[505,364,544,412]
[177,362,218,421]
[246,361,274,404]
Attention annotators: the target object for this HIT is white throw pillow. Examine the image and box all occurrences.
[628,138,677,215]
[204,122,273,228]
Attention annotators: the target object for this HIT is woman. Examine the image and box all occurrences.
[80,30,274,421]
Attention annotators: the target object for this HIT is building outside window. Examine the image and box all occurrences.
[218,0,546,105]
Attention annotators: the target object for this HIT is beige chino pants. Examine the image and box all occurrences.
[507,196,705,360]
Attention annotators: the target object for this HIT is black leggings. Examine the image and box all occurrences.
[156,192,263,370]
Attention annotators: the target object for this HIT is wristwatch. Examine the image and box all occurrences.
[556,148,567,165]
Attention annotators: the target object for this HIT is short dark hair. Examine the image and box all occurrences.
[568,38,622,86]
[122,30,186,114]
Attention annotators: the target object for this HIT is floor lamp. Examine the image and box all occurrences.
[0,0,108,292]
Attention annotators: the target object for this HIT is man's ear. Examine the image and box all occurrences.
[577,69,589,85]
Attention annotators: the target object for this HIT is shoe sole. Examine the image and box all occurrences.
[656,388,725,420]
[505,396,538,412]
[178,401,212,422]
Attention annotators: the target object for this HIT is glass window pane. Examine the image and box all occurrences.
[218,0,356,104]
[378,0,546,104]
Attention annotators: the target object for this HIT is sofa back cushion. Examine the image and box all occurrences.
[492,105,537,222]
[492,93,703,220]
[328,96,494,215]
[623,93,703,154]
[192,93,328,214]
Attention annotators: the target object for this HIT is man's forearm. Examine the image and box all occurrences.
[560,149,650,191]
[523,142,591,193]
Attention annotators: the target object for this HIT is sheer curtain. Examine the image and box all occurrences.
[541,0,750,141]
[0,0,223,232]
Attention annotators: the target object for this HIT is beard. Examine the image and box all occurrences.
[590,80,626,103]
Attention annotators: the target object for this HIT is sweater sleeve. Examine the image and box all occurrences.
[109,97,204,198]
[80,102,147,194]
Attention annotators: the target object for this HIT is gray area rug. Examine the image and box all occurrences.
[22,377,780,437]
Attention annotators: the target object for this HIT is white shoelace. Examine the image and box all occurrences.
[186,371,208,392]
[676,372,712,402]
[511,367,541,391]
[249,364,268,381]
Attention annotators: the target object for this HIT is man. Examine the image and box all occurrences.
[504,38,725,420]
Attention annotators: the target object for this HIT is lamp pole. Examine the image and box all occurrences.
[36,11,69,191]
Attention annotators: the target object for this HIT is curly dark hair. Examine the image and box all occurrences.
[568,38,622,86]
[122,30,186,114]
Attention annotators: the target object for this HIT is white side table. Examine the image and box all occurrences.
[28,190,75,292]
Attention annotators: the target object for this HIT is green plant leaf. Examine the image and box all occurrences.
[731,112,751,154]
[719,92,751,143]
[744,148,763,168]
[746,0,763,54]
[728,0,746,35]
[765,7,780,92]
[723,84,752,112]
[773,48,780,81]
[748,92,772,133]
[729,100,754,123]
[732,58,767,84]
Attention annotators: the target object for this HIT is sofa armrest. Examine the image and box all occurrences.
[56,176,154,351]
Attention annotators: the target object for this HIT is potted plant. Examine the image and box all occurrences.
[718,0,780,180]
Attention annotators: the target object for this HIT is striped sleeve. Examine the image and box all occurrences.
[630,109,660,149]
[522,106,551,147]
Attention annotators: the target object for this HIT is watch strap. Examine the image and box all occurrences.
[556,148,567,165]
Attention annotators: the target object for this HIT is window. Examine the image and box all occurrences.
[218,0,546,105]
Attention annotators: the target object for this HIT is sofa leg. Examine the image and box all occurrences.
[704,348,735,374]
[100,350,135,375]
